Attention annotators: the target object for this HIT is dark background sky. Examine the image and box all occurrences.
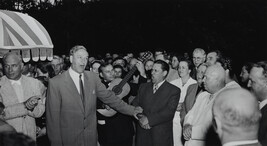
[2,0,267,66]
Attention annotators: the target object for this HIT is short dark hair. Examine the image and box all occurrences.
[98,62,112,74]
[242,62,254,74]
[254,61,267,78]
[154,60,169,76]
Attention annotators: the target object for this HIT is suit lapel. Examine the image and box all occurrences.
[64,71,84,113]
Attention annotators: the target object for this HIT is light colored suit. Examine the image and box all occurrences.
[46,70,135,146]
[0,75,46,140]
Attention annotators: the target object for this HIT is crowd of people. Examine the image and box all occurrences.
[0,46,266,146]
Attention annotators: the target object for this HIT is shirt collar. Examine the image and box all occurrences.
[223,140,258,146]
[9,77,22,85]
[155,80,165,88]
[260,99,267,109]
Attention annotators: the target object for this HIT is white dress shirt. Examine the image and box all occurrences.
[10,78,24,103]
[69,67,84,94]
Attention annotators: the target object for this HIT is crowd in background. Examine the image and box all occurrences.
[0,47,266,146]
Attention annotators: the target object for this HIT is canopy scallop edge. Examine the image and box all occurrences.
[0,10,53,62]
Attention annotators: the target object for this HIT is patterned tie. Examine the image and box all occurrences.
[153,84,158,94]
[79,74,85,107]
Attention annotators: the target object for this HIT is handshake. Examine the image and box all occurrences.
[24,95,41,111]
[135,107,151,129]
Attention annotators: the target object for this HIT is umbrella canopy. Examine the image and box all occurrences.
[0,10,53,62]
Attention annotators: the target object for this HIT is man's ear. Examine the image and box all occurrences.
[20,62,24,70]
[163,70,168,77]
[214,117,222,137]
[70,55,73,63]
[100,72,103,78]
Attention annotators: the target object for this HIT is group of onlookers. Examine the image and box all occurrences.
[0,46,266,146]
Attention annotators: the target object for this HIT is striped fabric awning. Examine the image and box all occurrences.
[0,10,53,62]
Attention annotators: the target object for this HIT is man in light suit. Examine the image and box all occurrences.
[46,45,142,146]
[0,52,45,140]
[212,88,262,146]
[133,60,181,146]
[248,61,267,145]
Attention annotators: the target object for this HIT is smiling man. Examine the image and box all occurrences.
[46,45,143,146]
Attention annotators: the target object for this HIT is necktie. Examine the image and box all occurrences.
[153,84,158,93]
[79,74,85,106]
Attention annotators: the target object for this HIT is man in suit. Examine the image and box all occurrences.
[46,45,142,146]
[0,52,45,140]
[212,88,262,146]
[248,61,267,145]
[133,60,181,146]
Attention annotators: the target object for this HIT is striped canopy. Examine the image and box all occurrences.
[0,10,53,62]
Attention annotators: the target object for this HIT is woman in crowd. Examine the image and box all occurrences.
[170,58,198,146]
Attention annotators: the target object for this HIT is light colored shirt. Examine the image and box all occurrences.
[10,78,24,103]
[225,81,241,89]
[260,99,267,110]
[170,77,197,103]
[223,140,259,146]
[184,87,225,145]
[69,67,84,94]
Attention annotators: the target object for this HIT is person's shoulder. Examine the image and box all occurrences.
[165,81,181,91]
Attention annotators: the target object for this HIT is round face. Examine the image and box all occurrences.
[240,66,249,83]
[197,65,207,86]
[51,59,62,75]
[171,56,179,69]
[91,62,101,74]
[178,61,191,78]
[100,64,115,82]
[129,58,137,70]
[248,67,267,101]
[145,60,154,71]
[114,67,122,78]
[206,52,217,66]
[193,52,205,67]
[4,55,23,80]
[70,49,89,74]
[151,63,166,84]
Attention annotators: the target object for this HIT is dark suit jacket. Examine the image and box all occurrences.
[46,70,135,146]
[259,104,267,146]
[133,81,180,146]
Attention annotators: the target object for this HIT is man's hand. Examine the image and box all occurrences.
[139,115,151,129]
[24,95,41,111]
[136,61,146,78]
[183,124,192,140]
[133,106,143,119]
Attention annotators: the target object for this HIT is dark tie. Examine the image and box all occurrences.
[79,74,85,106]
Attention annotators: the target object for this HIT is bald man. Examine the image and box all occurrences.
[183,65,226,146]
[212,88,262,146]
[0,52,46,140]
